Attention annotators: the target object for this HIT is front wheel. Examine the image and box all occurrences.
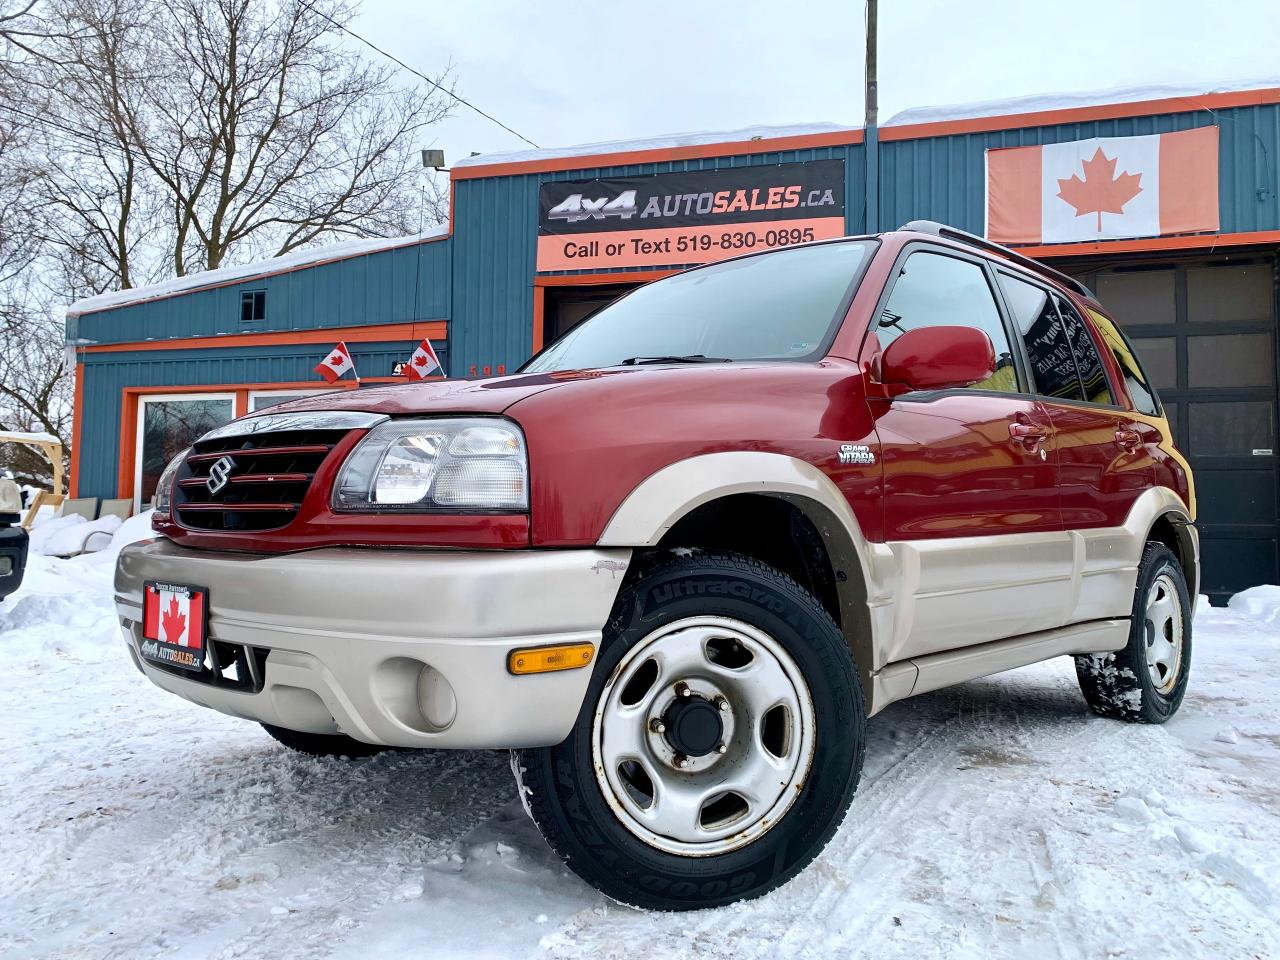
[1075,542,1192,724]
[514,551,865,910]
[260,723,387,759]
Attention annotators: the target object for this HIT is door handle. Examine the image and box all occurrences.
[1009,421,1047,445]
[1115,427,1142,450]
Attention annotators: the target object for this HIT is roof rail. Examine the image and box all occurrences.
[897,220,1094,298]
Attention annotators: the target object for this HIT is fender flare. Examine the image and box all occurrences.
[598,451,889,691]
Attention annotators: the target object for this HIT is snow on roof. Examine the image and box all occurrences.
[885,76,1280,127]
[451,122,856,171]
[66,225,449,317]
[0,430,60,445]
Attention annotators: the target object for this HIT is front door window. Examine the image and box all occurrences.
[136,395,235,508]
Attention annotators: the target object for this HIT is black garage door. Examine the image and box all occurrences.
[1069,254,1279,603]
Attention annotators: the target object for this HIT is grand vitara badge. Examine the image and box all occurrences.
[206,455,236,494]
[838,443,876,465]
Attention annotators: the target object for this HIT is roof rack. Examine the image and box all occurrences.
[897,220,1094,298]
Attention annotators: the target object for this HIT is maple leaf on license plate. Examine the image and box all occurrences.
[141,580,209,673]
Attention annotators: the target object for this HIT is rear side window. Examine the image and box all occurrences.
[997,273,1085,402]
[1054,295,1112,405]
[878,251,1019,393]
[1086,307,1160,416]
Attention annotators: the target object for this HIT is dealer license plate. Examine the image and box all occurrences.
[140,580,209,673]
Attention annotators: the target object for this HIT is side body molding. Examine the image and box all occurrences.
[598,455,1197,719]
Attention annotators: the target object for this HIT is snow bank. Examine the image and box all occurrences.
[2,511,155,665]
[29,514,121,557]
[452,122,853,170]
[66,227,448,317]
[1228,584,1280,628]
[885,76,1280,127]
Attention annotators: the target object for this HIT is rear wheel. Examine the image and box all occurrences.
[260,723,386,759]
[514,551,865,910]
[1075,542,1192,724]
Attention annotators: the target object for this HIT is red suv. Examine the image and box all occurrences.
[115,221,1197,910]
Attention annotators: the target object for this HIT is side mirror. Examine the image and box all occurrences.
[880,325,996,391]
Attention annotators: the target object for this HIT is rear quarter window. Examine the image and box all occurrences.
[1086,307,1161,416]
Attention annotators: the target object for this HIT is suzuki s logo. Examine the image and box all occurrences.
[206,456,235,495]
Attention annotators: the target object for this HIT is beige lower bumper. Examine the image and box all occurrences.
[114,538,631,749]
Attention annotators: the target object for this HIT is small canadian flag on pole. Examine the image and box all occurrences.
[315,341,356,382]
[403,337,443,379]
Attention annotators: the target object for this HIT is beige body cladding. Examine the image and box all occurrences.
[598,451,1199,717]
[115,451,1197,746]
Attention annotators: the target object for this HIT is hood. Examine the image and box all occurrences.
[263,363,843,420]
[262,372,578,417]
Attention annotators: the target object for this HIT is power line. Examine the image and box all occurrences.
[296,0,539,150]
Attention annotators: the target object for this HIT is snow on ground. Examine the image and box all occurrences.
[1,532,1278,959]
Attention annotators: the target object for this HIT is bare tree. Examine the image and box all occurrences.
[38,0,452,283]
[0,0,454,486]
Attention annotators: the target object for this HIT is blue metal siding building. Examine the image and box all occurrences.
[68,84,1280,597]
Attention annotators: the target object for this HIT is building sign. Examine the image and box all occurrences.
[985,126,1219,245]
[536,159,845,271]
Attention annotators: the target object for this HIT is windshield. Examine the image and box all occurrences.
[523,240,875,373]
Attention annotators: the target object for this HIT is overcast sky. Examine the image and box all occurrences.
[356,0,1280,165]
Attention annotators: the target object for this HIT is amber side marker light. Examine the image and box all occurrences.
[508,642,595,675]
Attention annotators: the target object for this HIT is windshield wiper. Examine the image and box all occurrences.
[618,354,734,366]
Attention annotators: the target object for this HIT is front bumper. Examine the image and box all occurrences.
[114,538,631,749]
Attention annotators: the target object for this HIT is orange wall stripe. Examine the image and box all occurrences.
[69,361,84,498]
[1015,229,1280,259]
[453,86,1280,180]
[117,391,137,500]
[533,270,677,287]
[84,320,447,354]
[451,129,864,181]
[531,286,545,354]
[881,86,1280,142]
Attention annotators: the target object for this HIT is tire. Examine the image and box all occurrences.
[260,723,387,759]
[1075,542,1192,724]
[514,550,865,911]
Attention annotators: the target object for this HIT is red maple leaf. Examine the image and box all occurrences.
[1056,148,1143,232]
[412,354,427,366]
[161,595,186,644]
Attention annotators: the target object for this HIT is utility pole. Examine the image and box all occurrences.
[864,0,879,233]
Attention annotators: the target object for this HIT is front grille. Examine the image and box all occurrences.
[175,428,349,532]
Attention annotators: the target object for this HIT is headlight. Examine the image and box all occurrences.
[151,448,189,518]
[333,418,528,512]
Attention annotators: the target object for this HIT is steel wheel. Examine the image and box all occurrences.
[591,615,816,857]
[1144,572,1184,694]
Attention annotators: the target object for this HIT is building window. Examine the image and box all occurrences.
[135,393,236,510]
[240,290,266,327]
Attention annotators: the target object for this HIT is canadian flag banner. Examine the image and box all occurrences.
[985,126,1219,245]
[403,337,443,379]
[315,341,356,382]
[143,584,203,649]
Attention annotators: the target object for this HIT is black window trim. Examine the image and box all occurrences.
[240,289,266,324]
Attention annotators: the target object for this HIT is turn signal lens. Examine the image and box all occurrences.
[508,643,595,676]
